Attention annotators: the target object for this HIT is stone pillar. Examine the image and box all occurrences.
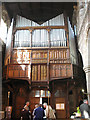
[76,1,90,104]
[84,29,90,105]
[84,67,90,105]
[87,29,90,104]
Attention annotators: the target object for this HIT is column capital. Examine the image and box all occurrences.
[84,66,90,73]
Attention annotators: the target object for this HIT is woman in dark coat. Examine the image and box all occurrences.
[21,101,31,120]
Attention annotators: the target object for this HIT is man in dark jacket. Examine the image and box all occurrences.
[80,99,90,118]
[34,104,45,120]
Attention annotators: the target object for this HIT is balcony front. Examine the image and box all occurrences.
[3,48,73,84]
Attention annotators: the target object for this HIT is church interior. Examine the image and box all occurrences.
[0,1,90,119]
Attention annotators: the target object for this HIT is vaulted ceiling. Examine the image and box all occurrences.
[4,2,77,25]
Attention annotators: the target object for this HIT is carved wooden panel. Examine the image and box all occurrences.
[31,50,48,63]
[4,48,73,81]
[7,64,31,79]
[11,50,31,64]
[50,49,70,63]
[11,48,70,64]
[32,64,47,81]
[50,64,72,79]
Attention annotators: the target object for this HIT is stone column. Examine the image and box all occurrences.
[77,1,90,104]
[84,67,90,105]
[87,29,90,104]
[84,29,90,105]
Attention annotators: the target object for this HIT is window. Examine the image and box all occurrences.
[35,90,40,97]
[30,90,51,97]
[41,90,45,97]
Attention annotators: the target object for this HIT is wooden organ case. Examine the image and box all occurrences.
[3,14,85,119]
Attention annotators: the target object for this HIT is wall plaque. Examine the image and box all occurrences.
[56,103,65,110]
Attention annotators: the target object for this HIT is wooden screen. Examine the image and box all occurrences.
[50,64,72,79]
[32,65,47,81]
[7,64,30,79]
[32,50,48,63]
[11,50,31,64]
[4,48,74,81]
[50,49,70,63]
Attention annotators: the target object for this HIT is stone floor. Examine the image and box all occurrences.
[1,118,90,120]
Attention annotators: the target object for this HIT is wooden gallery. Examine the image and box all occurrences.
[3,12,86,119]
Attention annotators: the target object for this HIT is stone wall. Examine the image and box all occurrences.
[76,1,90,104]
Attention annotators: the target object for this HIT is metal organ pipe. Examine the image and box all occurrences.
[14,14,67,47]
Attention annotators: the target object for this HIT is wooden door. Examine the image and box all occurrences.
[16,96,25,118]
[55,98,66,118]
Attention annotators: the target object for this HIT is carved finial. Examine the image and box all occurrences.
[46,27,51,32]
[29,28,34,33]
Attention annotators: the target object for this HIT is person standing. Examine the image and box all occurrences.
[21,101,31,120]
[43,103,47,120]
[43,103,56,120]
[32,104,39,120]
[24,101,30,111]
[33,104,45,120]
[80,99,90,118]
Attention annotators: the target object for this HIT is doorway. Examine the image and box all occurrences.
[42,97,50,105]
[42,98,48,104]
[29,90,51,112]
